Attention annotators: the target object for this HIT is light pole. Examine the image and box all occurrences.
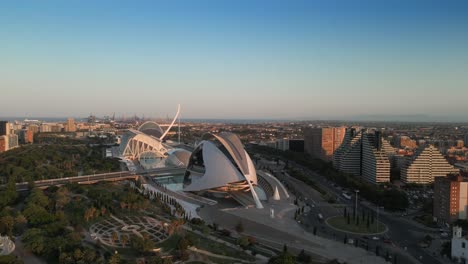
[354,190,359,220]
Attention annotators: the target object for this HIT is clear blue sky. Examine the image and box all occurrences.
[1,0,467,120]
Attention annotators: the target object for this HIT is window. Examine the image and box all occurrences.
[463,242,466,248]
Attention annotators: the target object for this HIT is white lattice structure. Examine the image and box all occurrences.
[118,105,184,168]
[120,129,169,160]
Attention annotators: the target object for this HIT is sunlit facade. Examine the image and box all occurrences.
[184,132,264,208]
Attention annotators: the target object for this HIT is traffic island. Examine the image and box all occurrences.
[326,216,387,235]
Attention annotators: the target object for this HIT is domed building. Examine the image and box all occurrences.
[138,121,165,138]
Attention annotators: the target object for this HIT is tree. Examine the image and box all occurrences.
[297,249,311,263]
[120,234,128,247]
[147,255,173,264]
[27,188,49,208]
[235,221,244,233]
[73,248,84,262]
[0,215,15,236]
[54,187,70,211]
[237,236,249,249]
[131,234,155,253]
[108,252,120,264]
[0,255,23,264]
[167,219,184,235]
[14,214,27,234]
[83,248,97,263]
[23,228,46,255]
[269,245,295,264]
[178,237,189,251]
[23,204,55,226]
[111,232,118,245]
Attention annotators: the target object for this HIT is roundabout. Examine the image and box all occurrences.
[325,215,387,235]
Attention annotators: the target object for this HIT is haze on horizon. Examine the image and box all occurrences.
[1,0,468,121]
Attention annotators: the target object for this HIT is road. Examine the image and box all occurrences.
[257,158,443,264]
[7,167,186,191]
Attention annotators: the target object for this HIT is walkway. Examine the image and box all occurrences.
[188,247,254,263]
[200,204,388,264]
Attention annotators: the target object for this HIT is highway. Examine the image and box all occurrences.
[257,158,442,264]
[9,167,186,191]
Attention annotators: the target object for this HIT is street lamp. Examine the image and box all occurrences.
[354,190,359,219]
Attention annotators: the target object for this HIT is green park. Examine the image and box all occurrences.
[326,207,386,234]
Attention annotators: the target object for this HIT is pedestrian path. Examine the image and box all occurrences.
[200,205,389,264]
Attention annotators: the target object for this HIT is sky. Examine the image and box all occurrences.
[1,0,468,120]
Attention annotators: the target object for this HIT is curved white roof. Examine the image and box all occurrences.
[184,132,262,208]
[120,129,168,159]
[138,121,164,138]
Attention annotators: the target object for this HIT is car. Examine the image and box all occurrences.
[441,232,449,238]
[372,236,380,240]
[362,236,370,240]
[384,239,392,244]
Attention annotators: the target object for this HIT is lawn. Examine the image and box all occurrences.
[327,216,386,234]
[194,232,254,260]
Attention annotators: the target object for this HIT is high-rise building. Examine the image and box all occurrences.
[361,132,394,184]
[434,175,468,224]
[0,136,7,152]
[7,134,18,149]
[51,124,63,133]
[304,126,346,161]
[456,140,464,148]
[276,138,289,151]
[66,118,77,132]
[28,124,39,134]
[19,129,34,144]
[40,124,51,133]
[288,139,304,152]
[0,121,10,136]
[401,145,459,184]
[333,128,362,176]
[333,129,394,184]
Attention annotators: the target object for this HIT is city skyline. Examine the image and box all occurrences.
[1,0,468,120]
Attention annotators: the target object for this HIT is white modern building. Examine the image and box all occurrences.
[117,105,186,169]
[452,226,468,263]
[184,132,265,209]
